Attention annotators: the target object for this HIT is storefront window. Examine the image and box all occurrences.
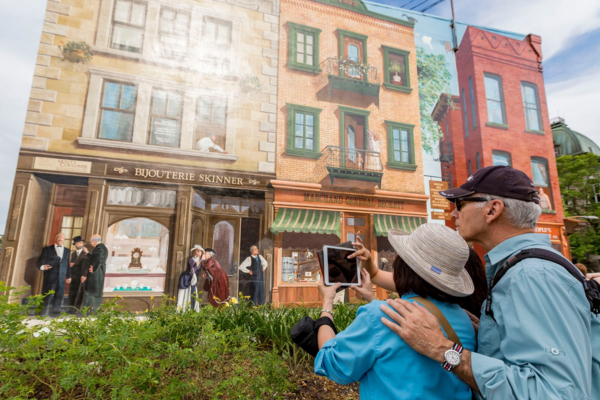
[281,232,339,283]
[104,217,169,294]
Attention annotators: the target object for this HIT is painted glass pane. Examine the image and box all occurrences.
[348,45,358,62]
[487,100,504,124]
[120,84,136,110]
[492,152,511,166]
[306,114,313,127]
[484,75,501,101]
[112,25,144,52]
[166,92,182,118]
[305,125,313,138]
[152,90,167,115]
[100,110,134,141]
[103,82,121,108]
[130,2,146,26]
[531,160,549,186]
[114,0,130,23]
[150,118,180,147]
[305,139,313,150]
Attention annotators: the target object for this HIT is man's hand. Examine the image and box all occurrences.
[81,276,87,282]
[42,265,52,271]
[83,247,89,254]
[380,299,453,363]
[66,278,71,284]
[89,266,93,273]
[223,151,228,154]
[249,271,253,275]
[70,262,75,268]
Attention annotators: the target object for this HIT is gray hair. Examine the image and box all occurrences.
[90,235,102,245]
[249,245,258,252]
[475,194,541,229]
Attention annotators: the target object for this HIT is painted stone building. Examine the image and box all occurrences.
[271,0,427,304]
[0,0,281,308]
[433,26,569,258]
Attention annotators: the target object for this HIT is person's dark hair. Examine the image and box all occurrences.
[204,248,216,256]
[457,248,488,318]
[393,256,461,304]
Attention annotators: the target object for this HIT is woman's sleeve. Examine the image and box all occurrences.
[314,304,381,385]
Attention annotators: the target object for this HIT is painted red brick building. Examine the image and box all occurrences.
[433,26,569,258]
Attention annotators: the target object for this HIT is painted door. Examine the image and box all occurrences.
[344,114,366,169]
[343,37,363,79]
[206,216,240,300]
[343,213,370,302]
[49,206,85,295]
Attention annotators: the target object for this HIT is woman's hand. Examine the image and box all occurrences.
[348,232,378,279]
[317,275,341,305]
[350,269,376,302]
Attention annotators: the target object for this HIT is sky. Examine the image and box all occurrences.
[0,0,599,232]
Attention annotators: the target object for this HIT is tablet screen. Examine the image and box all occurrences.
[326,247,359,285]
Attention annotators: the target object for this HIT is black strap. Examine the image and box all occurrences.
[485,248,600,320]
[314,316,338,335]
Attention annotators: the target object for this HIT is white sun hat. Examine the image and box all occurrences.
[387,224,474,297]
[190,245,204,253]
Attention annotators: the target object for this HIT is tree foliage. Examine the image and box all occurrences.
[556,153,600,264]
[416,46,452,154]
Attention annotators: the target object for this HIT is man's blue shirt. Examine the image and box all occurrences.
[472,233,600,400]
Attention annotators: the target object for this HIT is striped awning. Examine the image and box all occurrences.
[373,214,426,237]
[270,208,341,236]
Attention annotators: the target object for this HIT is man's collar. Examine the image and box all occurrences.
[484,233,552,282]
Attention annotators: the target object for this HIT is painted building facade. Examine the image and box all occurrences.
[271,0,427,304]
[433,26,569,258]
[0,0,281,308]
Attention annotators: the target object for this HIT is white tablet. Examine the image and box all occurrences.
[323,245,361,287]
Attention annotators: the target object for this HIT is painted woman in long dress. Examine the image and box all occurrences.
[177,245,203,312]
[202,248,231,307]
[367,130,382,171]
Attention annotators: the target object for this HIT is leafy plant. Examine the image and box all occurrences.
[389,60,405,75]
[337,57,373,77]
[240,75,262,93]
[60,40,94,64]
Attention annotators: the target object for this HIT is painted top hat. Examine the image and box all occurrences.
[72,236,85,245]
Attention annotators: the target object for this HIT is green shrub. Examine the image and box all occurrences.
[0,283,361,399]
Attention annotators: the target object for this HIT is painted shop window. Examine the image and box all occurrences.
[99,81,137,141]
[149,89,183,148]
[382,46,410,92]
[492,150,512,166]
[287,23,321,73]
[386,121,416,170]
[111,0,147,53]
[194,97,227,152]
[484,73,507,125]
[468,159,472,177]
[285,104,322,158]
[469,76,477,128]
[281,232,339,283]
[203,17,232,46]
[60,216,83,251]
[462,89,469,137]
[521,82,543,132]
[212,221,235,275]
[104,217,169,294]
[531,157,554,211]
[157,7,191,59]
[476,152,481,170]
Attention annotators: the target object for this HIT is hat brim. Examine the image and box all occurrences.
[437,187,474,201]
[388,233,474,297]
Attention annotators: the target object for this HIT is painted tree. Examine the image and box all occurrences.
[416,46,452,154]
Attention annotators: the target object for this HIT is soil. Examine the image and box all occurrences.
[283,364,360,400]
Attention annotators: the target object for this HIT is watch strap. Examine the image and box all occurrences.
[442,343,463,371]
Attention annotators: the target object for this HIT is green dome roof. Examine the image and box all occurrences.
[552,118,600,157]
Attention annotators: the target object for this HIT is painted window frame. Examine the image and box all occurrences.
[157,6,191,59]
[385,120,417,171]
[98,80,138,142]
[469,76,477,128]
[492,150,512,167]
[287,22,322,74]
[468,159,472,177]
[530,156,555,213]
[110,0,148,54]
[462,88,469,137]
[476,152,481,170]
[382,45,411,93]
[484,73,508,128]
[521,81,544,134]
[285,103,322,158]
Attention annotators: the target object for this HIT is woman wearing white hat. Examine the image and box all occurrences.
[314,223,477,400]
[176,245,204,312]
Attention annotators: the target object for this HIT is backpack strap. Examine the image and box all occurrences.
[485,248,600,320]
[413,296,462,346]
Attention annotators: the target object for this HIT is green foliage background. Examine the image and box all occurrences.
[416,46,452,155]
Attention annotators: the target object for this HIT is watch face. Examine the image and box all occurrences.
[445,350,461,366]
[133,252,140,258]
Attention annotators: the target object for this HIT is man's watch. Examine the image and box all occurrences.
[442,343,463,371]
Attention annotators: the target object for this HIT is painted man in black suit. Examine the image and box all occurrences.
[67,236,90,313]
[82,234,108,313]
[36,232,71,316]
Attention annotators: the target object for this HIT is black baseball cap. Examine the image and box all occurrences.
[439,165,540,204]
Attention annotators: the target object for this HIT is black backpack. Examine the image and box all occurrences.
[485,248,600,320]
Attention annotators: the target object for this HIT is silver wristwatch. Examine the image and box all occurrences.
[442,343,463,371]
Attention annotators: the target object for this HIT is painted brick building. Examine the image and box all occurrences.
[433,26,569,257]
[271,0,428,304]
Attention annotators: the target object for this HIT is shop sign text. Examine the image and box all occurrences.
[303,193,404,210]
[134,168,244,185]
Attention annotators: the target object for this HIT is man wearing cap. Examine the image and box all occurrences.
[67,236,90,313]
[380,165,599,400]
[36,232,71,316]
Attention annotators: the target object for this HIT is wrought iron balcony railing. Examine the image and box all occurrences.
[316,145,384,185]
[439,141,454,164]
[321,58,381,97]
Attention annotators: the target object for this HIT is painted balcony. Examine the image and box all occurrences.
[317,145,383,185]
[322,58,381,98]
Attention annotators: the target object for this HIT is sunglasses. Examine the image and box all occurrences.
[452,197,491,211]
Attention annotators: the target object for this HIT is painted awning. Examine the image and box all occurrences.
[270,208,340,236]
[373,214,426,237]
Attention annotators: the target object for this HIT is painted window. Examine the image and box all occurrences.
[462,89,469,137]
[522,82,542,132]
[60,216,84,251]
[203,17,232,45]
[99,81,137,141]
[285,104,322,158]
[492,150,512,166]
[213,221,235,275]
[348,125,356,161]
[111,0,146,53]
[347,44,360,77]
[468,160,472,177]
[476,152,481,170]
[382,46,411,92]
[287,23,321,73]
[149,89,182,147]
[157,7,190,59]
[386,121,416,170]
[195,97,227,150]
[484,73,506,125]
[469,76,477,128]
[531,157,554,211]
